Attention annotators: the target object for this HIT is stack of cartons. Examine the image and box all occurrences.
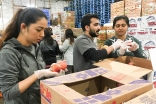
[142,0,156,16]
[111,1,124,22]
[125,0,141,18]
[51,25,62,43]
[60,11,75,29]
[96,26,107,49]
[51,13,61,26]
[71,28,84,37]
[127,15,156,58]
[104,23,115,39]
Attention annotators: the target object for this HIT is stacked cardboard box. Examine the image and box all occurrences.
[96,26,107,49]
[142,0,156,16]
[125,0,141,18]
[71,28,84,37]
[104,23,115,39]
[127,15,156,54]
[51,13,61,26]
[51,25,62,43]
[111,1,125,22]
[60,11,75,29]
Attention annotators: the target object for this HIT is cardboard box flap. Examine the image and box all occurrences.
[72,82,152,104]
[110,56,153,70]
[102,70,139,84]
[94,59,152,78]
[40,82,84,104]
[129,79,151,84]
[126,88,156,103]
[42,68,109,86]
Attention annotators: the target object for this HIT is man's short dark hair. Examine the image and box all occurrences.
[81,14,99,31]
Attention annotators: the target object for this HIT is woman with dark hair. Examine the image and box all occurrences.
[104,15,146,58]
[0,8,59,104]
[40,27,61,67]
[59,28,75,74]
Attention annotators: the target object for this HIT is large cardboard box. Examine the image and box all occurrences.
[125,88,156,103]
[142,0,156,16]
[94,56,156,83]
[94,56,152,78]
[111,1,125,22]
[41,68,153,104]
[125,0,142,18]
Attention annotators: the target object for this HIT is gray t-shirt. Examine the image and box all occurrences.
[73,34,97,72]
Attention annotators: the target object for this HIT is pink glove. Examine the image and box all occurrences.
[128,42,139,51]
[117,40,132,56]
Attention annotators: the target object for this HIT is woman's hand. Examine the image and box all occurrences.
[128,42,139,51]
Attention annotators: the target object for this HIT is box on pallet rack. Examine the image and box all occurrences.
[140,14,156,28]
[111,1,124,22]
[125,0,141,18]
[41,67,152,104]
[71,28,83,37]
[127,15,156,59]
[60,11,75,29]
[96,26,107,49]
[51,25,62,43]
[142,0,156,16]
[103,23,115,39]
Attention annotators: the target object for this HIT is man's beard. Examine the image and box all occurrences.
[89,29,100,38]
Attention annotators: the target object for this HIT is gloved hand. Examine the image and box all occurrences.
[117,40,132,56]
[53,68,68,76]
[111,39,123,51]
[128,42,139,51]
[34,69,58,79]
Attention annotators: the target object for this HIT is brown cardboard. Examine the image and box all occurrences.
[125,88,156,103]
[65,77,101,96]
[41,67,153,104]
[94,57,152,78]
[99,83,152,104]
[102,70,139,84]
[109,56,153,69]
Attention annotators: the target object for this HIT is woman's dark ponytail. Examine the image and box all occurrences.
[0,9,23,49]
[0,8,47,49]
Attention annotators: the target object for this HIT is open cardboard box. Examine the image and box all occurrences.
[40,68,153,104]
[94,56,155,82]
[125,88,156,103]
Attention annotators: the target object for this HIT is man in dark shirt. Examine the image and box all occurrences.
[73,14,123,72]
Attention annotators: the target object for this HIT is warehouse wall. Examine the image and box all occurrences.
[0,0,13,30]
[0,0,69,30]
[50,0,69,14]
